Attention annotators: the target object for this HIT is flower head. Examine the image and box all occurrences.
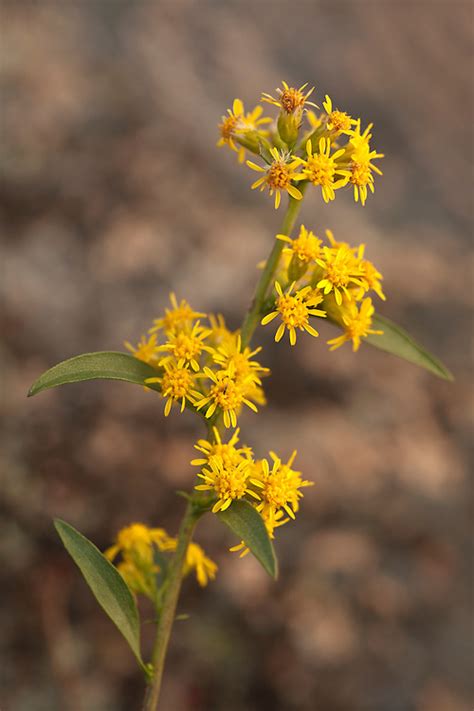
[251,451,313,520]
[195,365,258,428]
[158,321,213,371]
[247,147,303,209]
[261,281,326,346]
[124,334,159,366]
[218,99,271,163]
[150,293,206,335]
[146,362,201,416]
[348,122,384,206]
[277,224,322,263]
[106,523,217,594]
[217,98,244,152]
[212,333,270,385]
[105,523,175,599]
[322,94,357,136]
[355,245,386,301]
[327,297,383,352]
[262,81,317,114]
[191,427,253,468]
[184,543,218,587]
[298,138,350,203]
[195,454,259,512]
[316,245,365,306]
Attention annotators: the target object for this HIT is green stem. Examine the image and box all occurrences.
[143,183,307,709]
[240,183,307,348]
[142,501,200,711]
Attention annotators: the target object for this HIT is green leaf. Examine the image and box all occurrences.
[28,351,161,397]
[365,314,453,381]
[217,501,278,579]
[54,519,143,664]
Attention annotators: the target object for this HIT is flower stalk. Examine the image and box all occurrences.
[142,500,201,711]
[240,183,307,348]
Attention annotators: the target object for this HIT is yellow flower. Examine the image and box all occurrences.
[322,94,357,136]
[348,122,384,206]
[105,523,176,599]
[106,523,217,593]
[261,81,317,114]
[195,454,260,513]
[316,245,365,306]
[217,98,244,153]
[150,293,206,336]
[217,99,272,163]
[191,427,253,468]
[194,365,258,428]
[124,334,159,366]
[298,138,350,203]
[105,523,175,564]
[251,451,313,520]
[355,244,386,301]
[206,313,235,349]
[184,542,218,587]
[146,362,201,416]
[261,281,326,346]
[276,224,323,263]
[158,321,213,372]
[327,297,383,352]
[212,333,270,385]
[247,147,303,209]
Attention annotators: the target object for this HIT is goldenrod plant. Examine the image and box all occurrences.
[29,80,452,710]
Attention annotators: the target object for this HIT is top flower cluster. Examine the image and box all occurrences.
[218,81,383,208]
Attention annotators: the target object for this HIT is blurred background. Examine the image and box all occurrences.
[1,1,472,710]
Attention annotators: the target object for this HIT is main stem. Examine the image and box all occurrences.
[143,501,199,711]
[240,184,307,348]
[143,185,307,711]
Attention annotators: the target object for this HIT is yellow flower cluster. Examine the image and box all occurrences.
[125,293,269,427]
[105,522,217,596]
[192,428,313,553]
[218,81,383,208]
[261,225,385,351]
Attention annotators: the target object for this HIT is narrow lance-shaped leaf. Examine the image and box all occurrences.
[217,500,278,579]
[54,519,144,666]
[28,351,161,397]
[365,313,453,381]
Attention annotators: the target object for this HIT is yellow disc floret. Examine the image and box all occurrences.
[191,427,253,468]
[261,281,326,346]
[195,365,259,428]
[247,147,303,209]
[316,245,365,305]
[158,321,213,371]
[298,138,350,203]
[327,297,383,352]
[124,334,159,366]
[277,224,322,263]
[150,293,206,335]
[146,362,200,416]
[250,451,313,520]
[261,81,317,114]
[195,455,259,513]
[322,94,357,136]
